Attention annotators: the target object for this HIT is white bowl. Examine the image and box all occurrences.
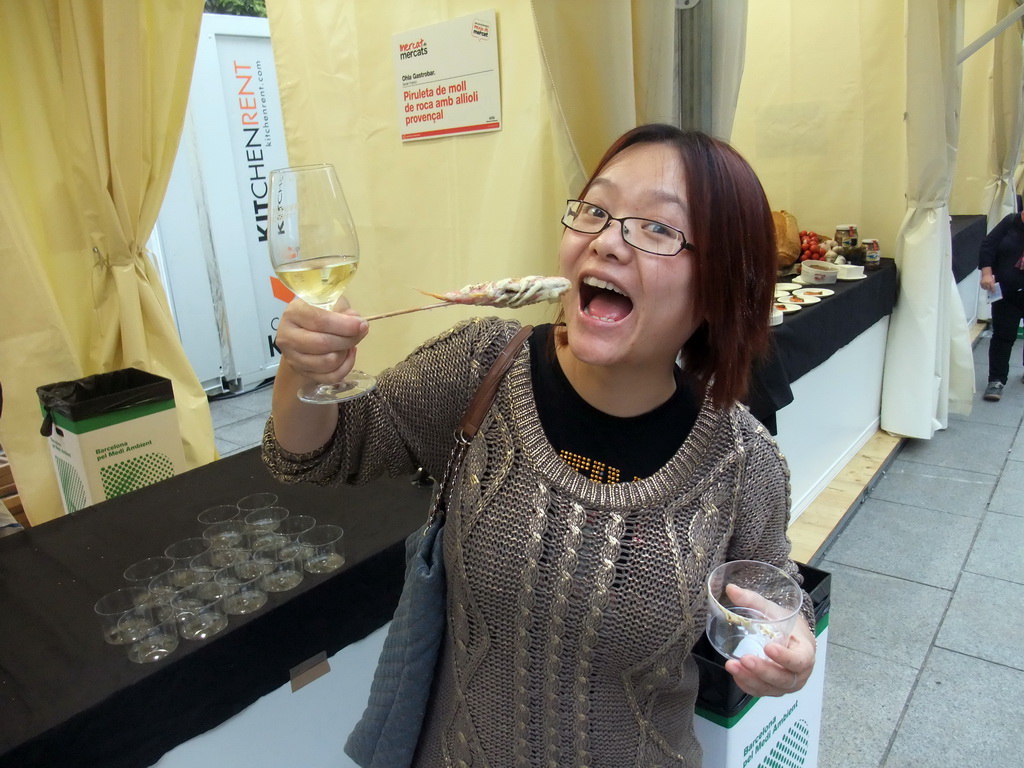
[799,261,839,284]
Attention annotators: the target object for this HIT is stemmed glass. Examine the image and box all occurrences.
[268,163,376,403]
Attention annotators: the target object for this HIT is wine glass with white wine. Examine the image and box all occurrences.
[268,163,376,403]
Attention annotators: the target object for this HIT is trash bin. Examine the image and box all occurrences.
[693,562,831,768]
[38,368,187,515]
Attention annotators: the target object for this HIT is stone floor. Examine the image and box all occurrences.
[816,334,1024,767]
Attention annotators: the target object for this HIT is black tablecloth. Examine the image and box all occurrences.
[951,214,986,284]
[0,450,431,768]
[747,258,899,432]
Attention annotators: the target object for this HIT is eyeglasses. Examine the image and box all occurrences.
[561,199,694,256]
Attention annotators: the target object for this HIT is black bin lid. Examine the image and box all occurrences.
[37,368,173,436]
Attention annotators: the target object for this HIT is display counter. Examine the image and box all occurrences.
[951,213,986,324]
[748,258,898,430]
[951,214,985,283]
[749,259,898,517]
[0,452,430,768]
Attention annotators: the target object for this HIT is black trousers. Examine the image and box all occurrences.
[988,286,1024,383]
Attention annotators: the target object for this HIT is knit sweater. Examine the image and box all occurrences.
[262,317,806,768]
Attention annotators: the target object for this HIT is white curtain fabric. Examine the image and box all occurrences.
[881,0,975,438]
[531,0,676,175]
[710,0,748,141]
[986,0,1024,227]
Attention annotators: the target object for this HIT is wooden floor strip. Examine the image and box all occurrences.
[788,430,902,563]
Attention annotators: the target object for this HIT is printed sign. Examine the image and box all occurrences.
[214,34,290,367]
[393,9,502,142]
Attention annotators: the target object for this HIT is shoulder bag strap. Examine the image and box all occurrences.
[426,324,533,527]
[457,324,534,443]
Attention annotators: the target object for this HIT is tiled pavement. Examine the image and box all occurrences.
[816,334,1024,767]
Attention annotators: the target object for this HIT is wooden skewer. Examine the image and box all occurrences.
[362,301,452,321]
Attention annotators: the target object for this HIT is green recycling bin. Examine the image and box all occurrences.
[37,368,186,515]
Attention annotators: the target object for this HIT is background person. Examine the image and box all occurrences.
[263,124,816,767]
[979,209,1024,401]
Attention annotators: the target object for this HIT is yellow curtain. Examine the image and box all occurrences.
[0,0,213,525]
[985,0,1024,225]
[710,0,749,141]
[266,0,672,376]
[532,0,676,175]
[731,1,909,253]
[949,0,1024,222]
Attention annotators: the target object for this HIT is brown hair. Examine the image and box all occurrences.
[567,124,776,409]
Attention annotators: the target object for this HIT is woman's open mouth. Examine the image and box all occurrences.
[579,276,634,323]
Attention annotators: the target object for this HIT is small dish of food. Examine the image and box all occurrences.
[793,288,834,298]
[774,302,802,314]
[784,294,820,305]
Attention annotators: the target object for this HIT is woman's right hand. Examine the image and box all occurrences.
[980,270,997,293]
[274,296,369,386]
[269,297,369,454]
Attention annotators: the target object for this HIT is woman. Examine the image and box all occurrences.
[264,124,816,767]
[979,209,1024,401]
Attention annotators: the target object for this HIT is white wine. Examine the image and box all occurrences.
[276,254,359,307]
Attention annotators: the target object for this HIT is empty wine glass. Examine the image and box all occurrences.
[268,163,376,403]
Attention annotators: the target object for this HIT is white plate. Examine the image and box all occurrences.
[773,301,802,314]
[783,294,820,306]
[776,282,802,291]
[793,288,834,298]
[837,273,868,281]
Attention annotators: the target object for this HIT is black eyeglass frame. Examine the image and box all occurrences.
[560,199,695,256]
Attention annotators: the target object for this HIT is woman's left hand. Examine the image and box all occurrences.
[723,617,816,697]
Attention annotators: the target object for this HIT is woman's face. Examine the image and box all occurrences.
[557,142,703,375]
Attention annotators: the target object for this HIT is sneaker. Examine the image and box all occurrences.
[984,381,1004,401]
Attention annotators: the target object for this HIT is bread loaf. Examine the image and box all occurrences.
[772,210,800,268]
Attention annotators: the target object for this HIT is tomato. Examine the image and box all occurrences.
[818,244,827,255]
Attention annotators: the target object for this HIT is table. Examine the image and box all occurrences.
[747,258,899,433]
[951,213,985,283]
[0,450,431,768]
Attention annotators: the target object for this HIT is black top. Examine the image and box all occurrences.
[529,324,699,483]
[979,212,1024,293]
